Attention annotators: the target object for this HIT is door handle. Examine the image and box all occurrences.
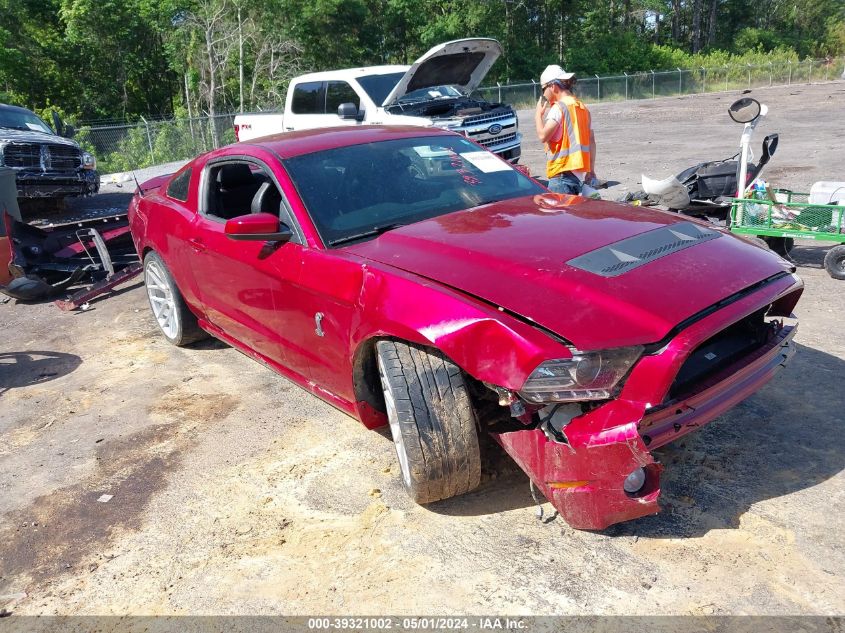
[188,238,207,253]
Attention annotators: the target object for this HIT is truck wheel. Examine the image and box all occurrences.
[376,340,481,504]
[824,245,845,280]
[143,251,206,346]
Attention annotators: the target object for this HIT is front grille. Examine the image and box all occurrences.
[667,309,771,400]
[49,144,82,169]
[3,143,41,169]
[476,133,518,148]
[0,143,81,171]
[463,110,514,126]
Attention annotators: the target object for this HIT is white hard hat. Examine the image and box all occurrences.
[540,64,575,86]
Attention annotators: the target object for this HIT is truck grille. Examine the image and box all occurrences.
[3,143,41,169]
[463,111,514,126]
[476,133,517,149]
[1,143,82,170]
[49,144,82,170]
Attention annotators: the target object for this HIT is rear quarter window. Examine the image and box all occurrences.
[291,82,324,114]
[166,168,192,201]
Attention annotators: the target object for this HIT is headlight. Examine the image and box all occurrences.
[82,152,96,170]
[520,346,644,403]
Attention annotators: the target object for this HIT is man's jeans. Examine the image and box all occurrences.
[547,172,582,194]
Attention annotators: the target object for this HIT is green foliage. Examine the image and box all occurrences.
[1,0,843,125]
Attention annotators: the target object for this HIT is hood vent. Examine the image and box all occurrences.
[566,221,721,277]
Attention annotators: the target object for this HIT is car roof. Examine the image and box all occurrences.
[238,125,456,159]
[292,66,409,83]
[0,103,37,114]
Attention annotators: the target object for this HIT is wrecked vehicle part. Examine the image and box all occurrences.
[491,274,801,530]
[0,210,140,307]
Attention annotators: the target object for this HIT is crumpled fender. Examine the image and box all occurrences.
[349,263,572,392]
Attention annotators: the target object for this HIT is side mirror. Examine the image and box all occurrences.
[761,133,778,162]
[63,124,76,139]
[224,212,292,242]
[338,102,365,122]
[728,97,762,124]
[51,110,64,136]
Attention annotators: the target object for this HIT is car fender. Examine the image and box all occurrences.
[348,263,571,408]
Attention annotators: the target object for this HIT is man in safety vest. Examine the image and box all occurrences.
[535,64,597,195]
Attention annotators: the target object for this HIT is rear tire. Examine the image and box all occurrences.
[143,251,207,346]
[824,245,845,280]
[376,340,481,504]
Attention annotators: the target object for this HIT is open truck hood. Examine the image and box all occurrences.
[345,195,794,351]
[381,38,502,107]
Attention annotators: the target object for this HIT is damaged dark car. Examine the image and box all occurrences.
[0,103,99,203]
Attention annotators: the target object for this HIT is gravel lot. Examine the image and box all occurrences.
[1,82,843,617]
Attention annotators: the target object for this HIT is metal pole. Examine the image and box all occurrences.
[596,74,600,101]
[651,70,655,98]
[140,115,154,165]
[532,79,536,102]
[624,72,628,100]
[497,82,502,103]
[677,68,682,95]
[701,67,706,93]
[769,61,773,86]
[725,66,728,92]
[238,6,244,113]
[788,60,792,85]
[747,64,752,88]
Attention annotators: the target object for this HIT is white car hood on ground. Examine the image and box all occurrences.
[381,38,502,107]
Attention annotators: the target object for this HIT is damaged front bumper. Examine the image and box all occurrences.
[15,168,100,198]
[491,273,802,531]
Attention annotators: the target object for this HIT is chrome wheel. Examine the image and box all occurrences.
[377,353,412,488]
[145,258,179,340]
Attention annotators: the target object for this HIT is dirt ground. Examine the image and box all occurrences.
[1,82,844,617]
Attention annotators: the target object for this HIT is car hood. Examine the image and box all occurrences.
[381,38,502,107]
[0,127,79,147]
[344,195,794,350]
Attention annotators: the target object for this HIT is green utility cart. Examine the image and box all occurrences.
[730,191,845,280]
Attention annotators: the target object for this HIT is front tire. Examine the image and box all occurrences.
[143,251,206,346]
[376,340,481,504]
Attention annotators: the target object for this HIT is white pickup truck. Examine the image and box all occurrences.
[233,38,521,162]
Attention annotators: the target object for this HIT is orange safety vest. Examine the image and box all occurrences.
[545,95,592,179]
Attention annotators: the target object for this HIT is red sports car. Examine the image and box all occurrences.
[128,126,802,530]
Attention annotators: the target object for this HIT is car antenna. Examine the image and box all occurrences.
[132,171,146,197]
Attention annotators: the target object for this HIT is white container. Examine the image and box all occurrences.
[809,181,845,205]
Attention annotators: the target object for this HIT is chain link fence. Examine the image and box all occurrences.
[80,57,844,174]
[474,57,844,108]
[76,113,237,175]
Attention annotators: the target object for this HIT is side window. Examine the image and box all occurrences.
[204,161,282,222]
[166,167,192,202]
[325,81,359,113]
[291,82,324,114]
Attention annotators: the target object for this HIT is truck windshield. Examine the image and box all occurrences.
[284,135,543,247]
[0,108,53,134]
[356,72,405,106]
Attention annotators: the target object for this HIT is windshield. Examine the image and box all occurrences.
[284,135,543,247]
[0,108,53,133]
[356,72,405,106]
[398,85,464,104]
